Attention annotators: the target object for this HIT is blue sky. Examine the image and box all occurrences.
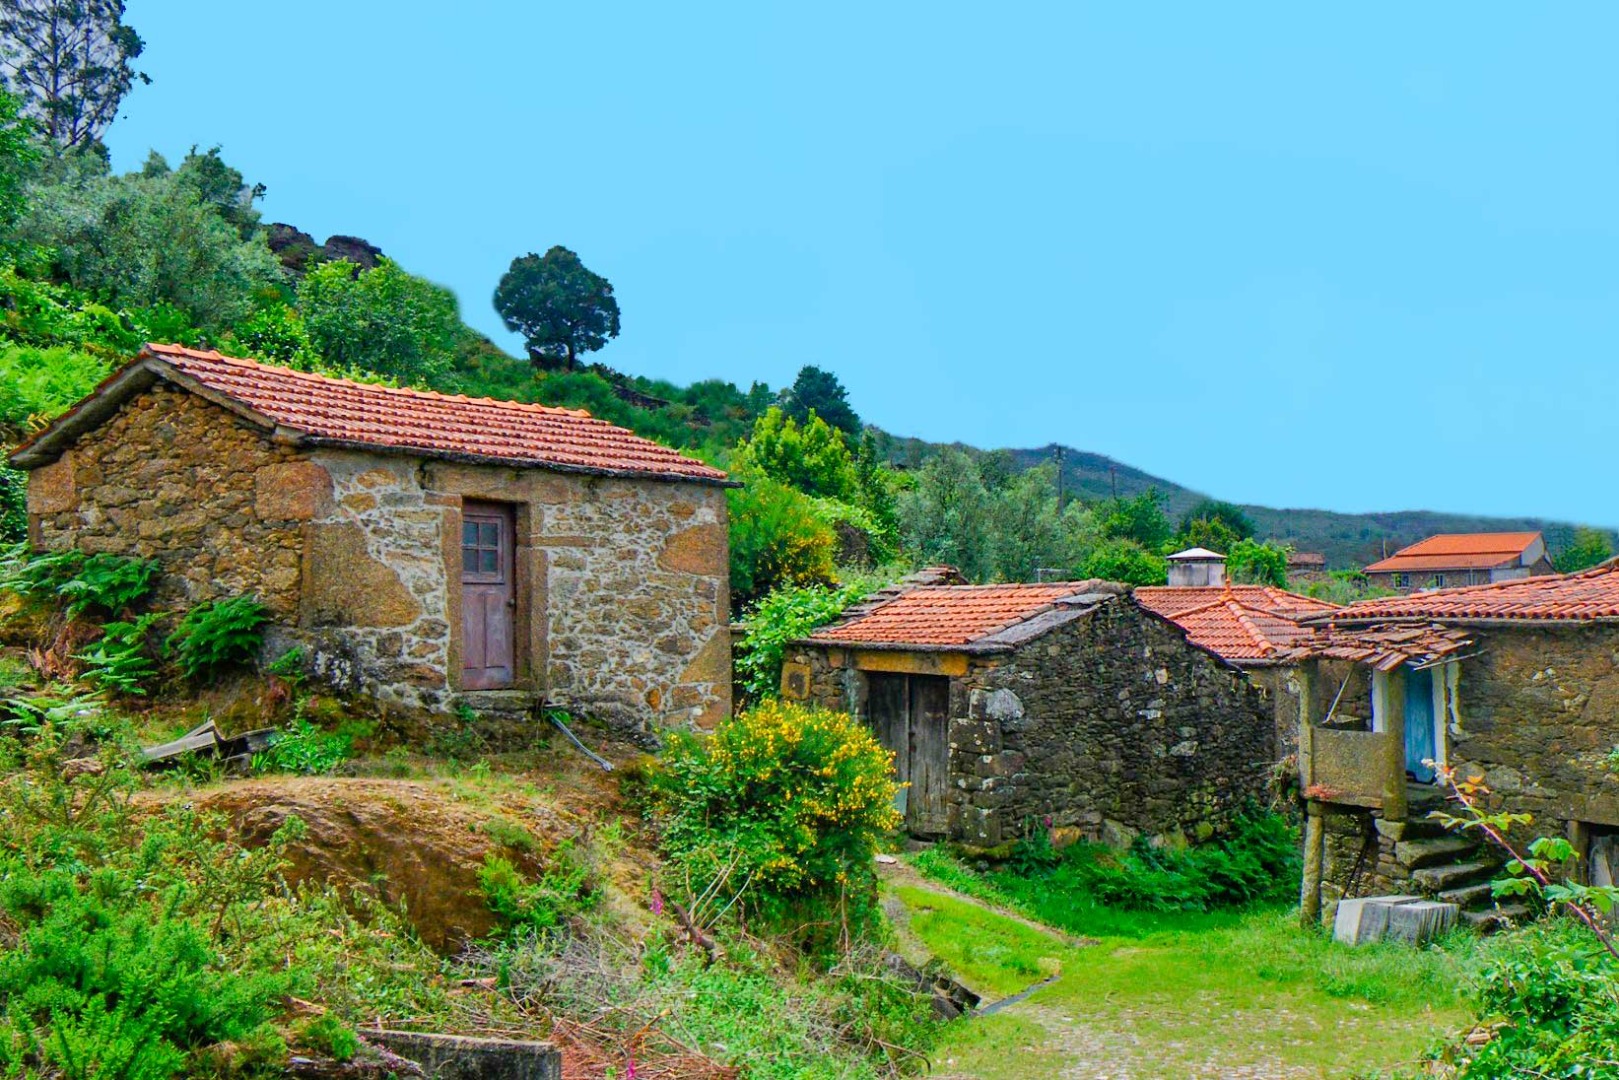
[110,3,1616,523]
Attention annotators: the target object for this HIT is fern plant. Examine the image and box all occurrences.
[166,596,269,683]
[75,613,163,696]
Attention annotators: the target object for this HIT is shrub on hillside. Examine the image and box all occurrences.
[734,582,862,702]
[727,464,837,606]
[646,701,900,951]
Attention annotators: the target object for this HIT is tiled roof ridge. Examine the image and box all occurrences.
[1321,561,1619,625]
[145,343,597,421]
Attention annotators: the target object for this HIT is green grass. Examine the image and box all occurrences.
[900,850,1487,1079]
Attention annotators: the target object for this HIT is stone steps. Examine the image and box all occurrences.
[1411,860,1497,894]
[1463,904,1532,934]
[1395,836,1479,871]
[1437,882,1496,909]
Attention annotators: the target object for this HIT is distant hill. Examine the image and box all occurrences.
[875,434,1593,570]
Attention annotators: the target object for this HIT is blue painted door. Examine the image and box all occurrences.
[1404,665,1437,783]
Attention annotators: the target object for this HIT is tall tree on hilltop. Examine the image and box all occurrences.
[493,246,620,371]
[0,0,147,154]
[784,365,860,436]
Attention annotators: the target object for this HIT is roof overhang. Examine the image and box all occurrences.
[9,349,740,487]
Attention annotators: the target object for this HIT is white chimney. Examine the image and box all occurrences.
[1166,547,1227,587]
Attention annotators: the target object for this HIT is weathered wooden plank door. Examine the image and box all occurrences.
[866,674,911,820]
[865,673,951,835]
[1404,665,1437,783]
[461,501,515,690]
[907,676,951,835]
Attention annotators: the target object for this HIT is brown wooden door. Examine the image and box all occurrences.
[866,673,951,835]
[461,502,515,690]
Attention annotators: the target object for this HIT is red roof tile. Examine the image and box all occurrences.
[1135,586,1336,664]
[12,344,730,484]
[805,583,1102,648]
[1323,562,1619,624]
[1134,586,1337,621]
[1363,532,1542,574]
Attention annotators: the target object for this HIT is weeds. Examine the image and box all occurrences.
[166,595,269,682]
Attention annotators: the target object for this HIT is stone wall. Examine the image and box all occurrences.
[25,383,731,732]
[1448,625,1619,832]
[28,385,308,616]
[787,596,1273,847]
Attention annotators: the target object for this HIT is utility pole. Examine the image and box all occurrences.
[1110,465,1118,500]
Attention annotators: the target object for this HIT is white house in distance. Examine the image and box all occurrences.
[1363,532,1553,592]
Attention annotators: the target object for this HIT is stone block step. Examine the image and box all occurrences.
[1411,861,1497,894]
[1395,836,1478,870]
[1462,905,1532,934]
[1438,882,1496,909]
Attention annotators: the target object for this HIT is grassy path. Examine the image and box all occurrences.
[883,863,1478,1080]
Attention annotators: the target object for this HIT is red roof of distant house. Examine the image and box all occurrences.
[803,582,1116,649]
[1321,561,1619,624]
[10,344,731,484]
[1135,586,1337,664]
[1363,532,1543,574]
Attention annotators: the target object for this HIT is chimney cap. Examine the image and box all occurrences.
[1166,547,1227,562]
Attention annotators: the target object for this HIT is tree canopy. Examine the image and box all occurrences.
[0,0,147,153]
[299,258,463,385]
[784,365,860,436]
[1554,527,1615,574]
[493,246,620,371]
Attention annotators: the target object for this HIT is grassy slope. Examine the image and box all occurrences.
[890,864,1479,1079]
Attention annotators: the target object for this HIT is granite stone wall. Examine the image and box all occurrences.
[787,596,1273,847]
[25,384,731,731]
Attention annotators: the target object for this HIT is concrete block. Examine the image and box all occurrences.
[1332,895,1421,946]
[1384,900,1459,945]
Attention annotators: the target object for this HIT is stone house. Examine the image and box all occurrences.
[779,574,1273,847]
[1363,531,1553,592]
[9,344,734,732]
[1134,581,1338,762]
[1291,564,1619,927]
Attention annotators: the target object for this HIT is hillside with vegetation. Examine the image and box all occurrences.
[2,6,1618,1080]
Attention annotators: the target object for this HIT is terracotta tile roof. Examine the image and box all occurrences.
[1134,586,1337,621]
[1321,562,1619,625]
[1134,586,1336,665]
[1298,623,1475,671]
[1363,532,1543,574]
[11,344,731,484]
[804,582,1110,649]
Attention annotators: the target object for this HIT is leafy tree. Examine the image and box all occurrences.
[226,301,317,370]
[784,365,860,436]
[897,448,994,581]
[298,258,461,384]
[14,152,281,329]
[1076,538,1167,586]
[151,145,266,240]
[1226,538,1290,587]
[737,406,858,501]
[1554,526,1614,574]
[727,460,837,606]
[1176,515,1241,555]
[988,465,1094,582]
[1177,498,1254,542]
[0,90,37,237]
[1094,488,1172,551]
[493,245,620,371]
[0,0,148,153]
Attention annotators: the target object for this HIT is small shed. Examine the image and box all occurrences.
[781,574,1272,847]
[9,344,735,732]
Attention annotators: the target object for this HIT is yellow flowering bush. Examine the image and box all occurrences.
[648,701,900,948]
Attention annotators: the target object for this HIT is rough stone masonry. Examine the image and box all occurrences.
[26,382,731,733]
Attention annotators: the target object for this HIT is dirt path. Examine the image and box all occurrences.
[885,864,1453,1080]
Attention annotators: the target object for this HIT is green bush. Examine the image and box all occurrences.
[726,463,838,606]
[647,701,900,951]
[252,712,353,776]
[734,582,862,701]
[165,595,269,682]
[1076,537,1167,586]
[478,844,599,938]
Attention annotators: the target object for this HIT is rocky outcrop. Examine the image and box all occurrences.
[266,223,386,277]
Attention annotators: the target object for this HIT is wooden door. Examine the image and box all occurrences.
[461,502,515,690]
[907,676,951,834]
[865,673,951,835]
[1404,665,1437,783]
